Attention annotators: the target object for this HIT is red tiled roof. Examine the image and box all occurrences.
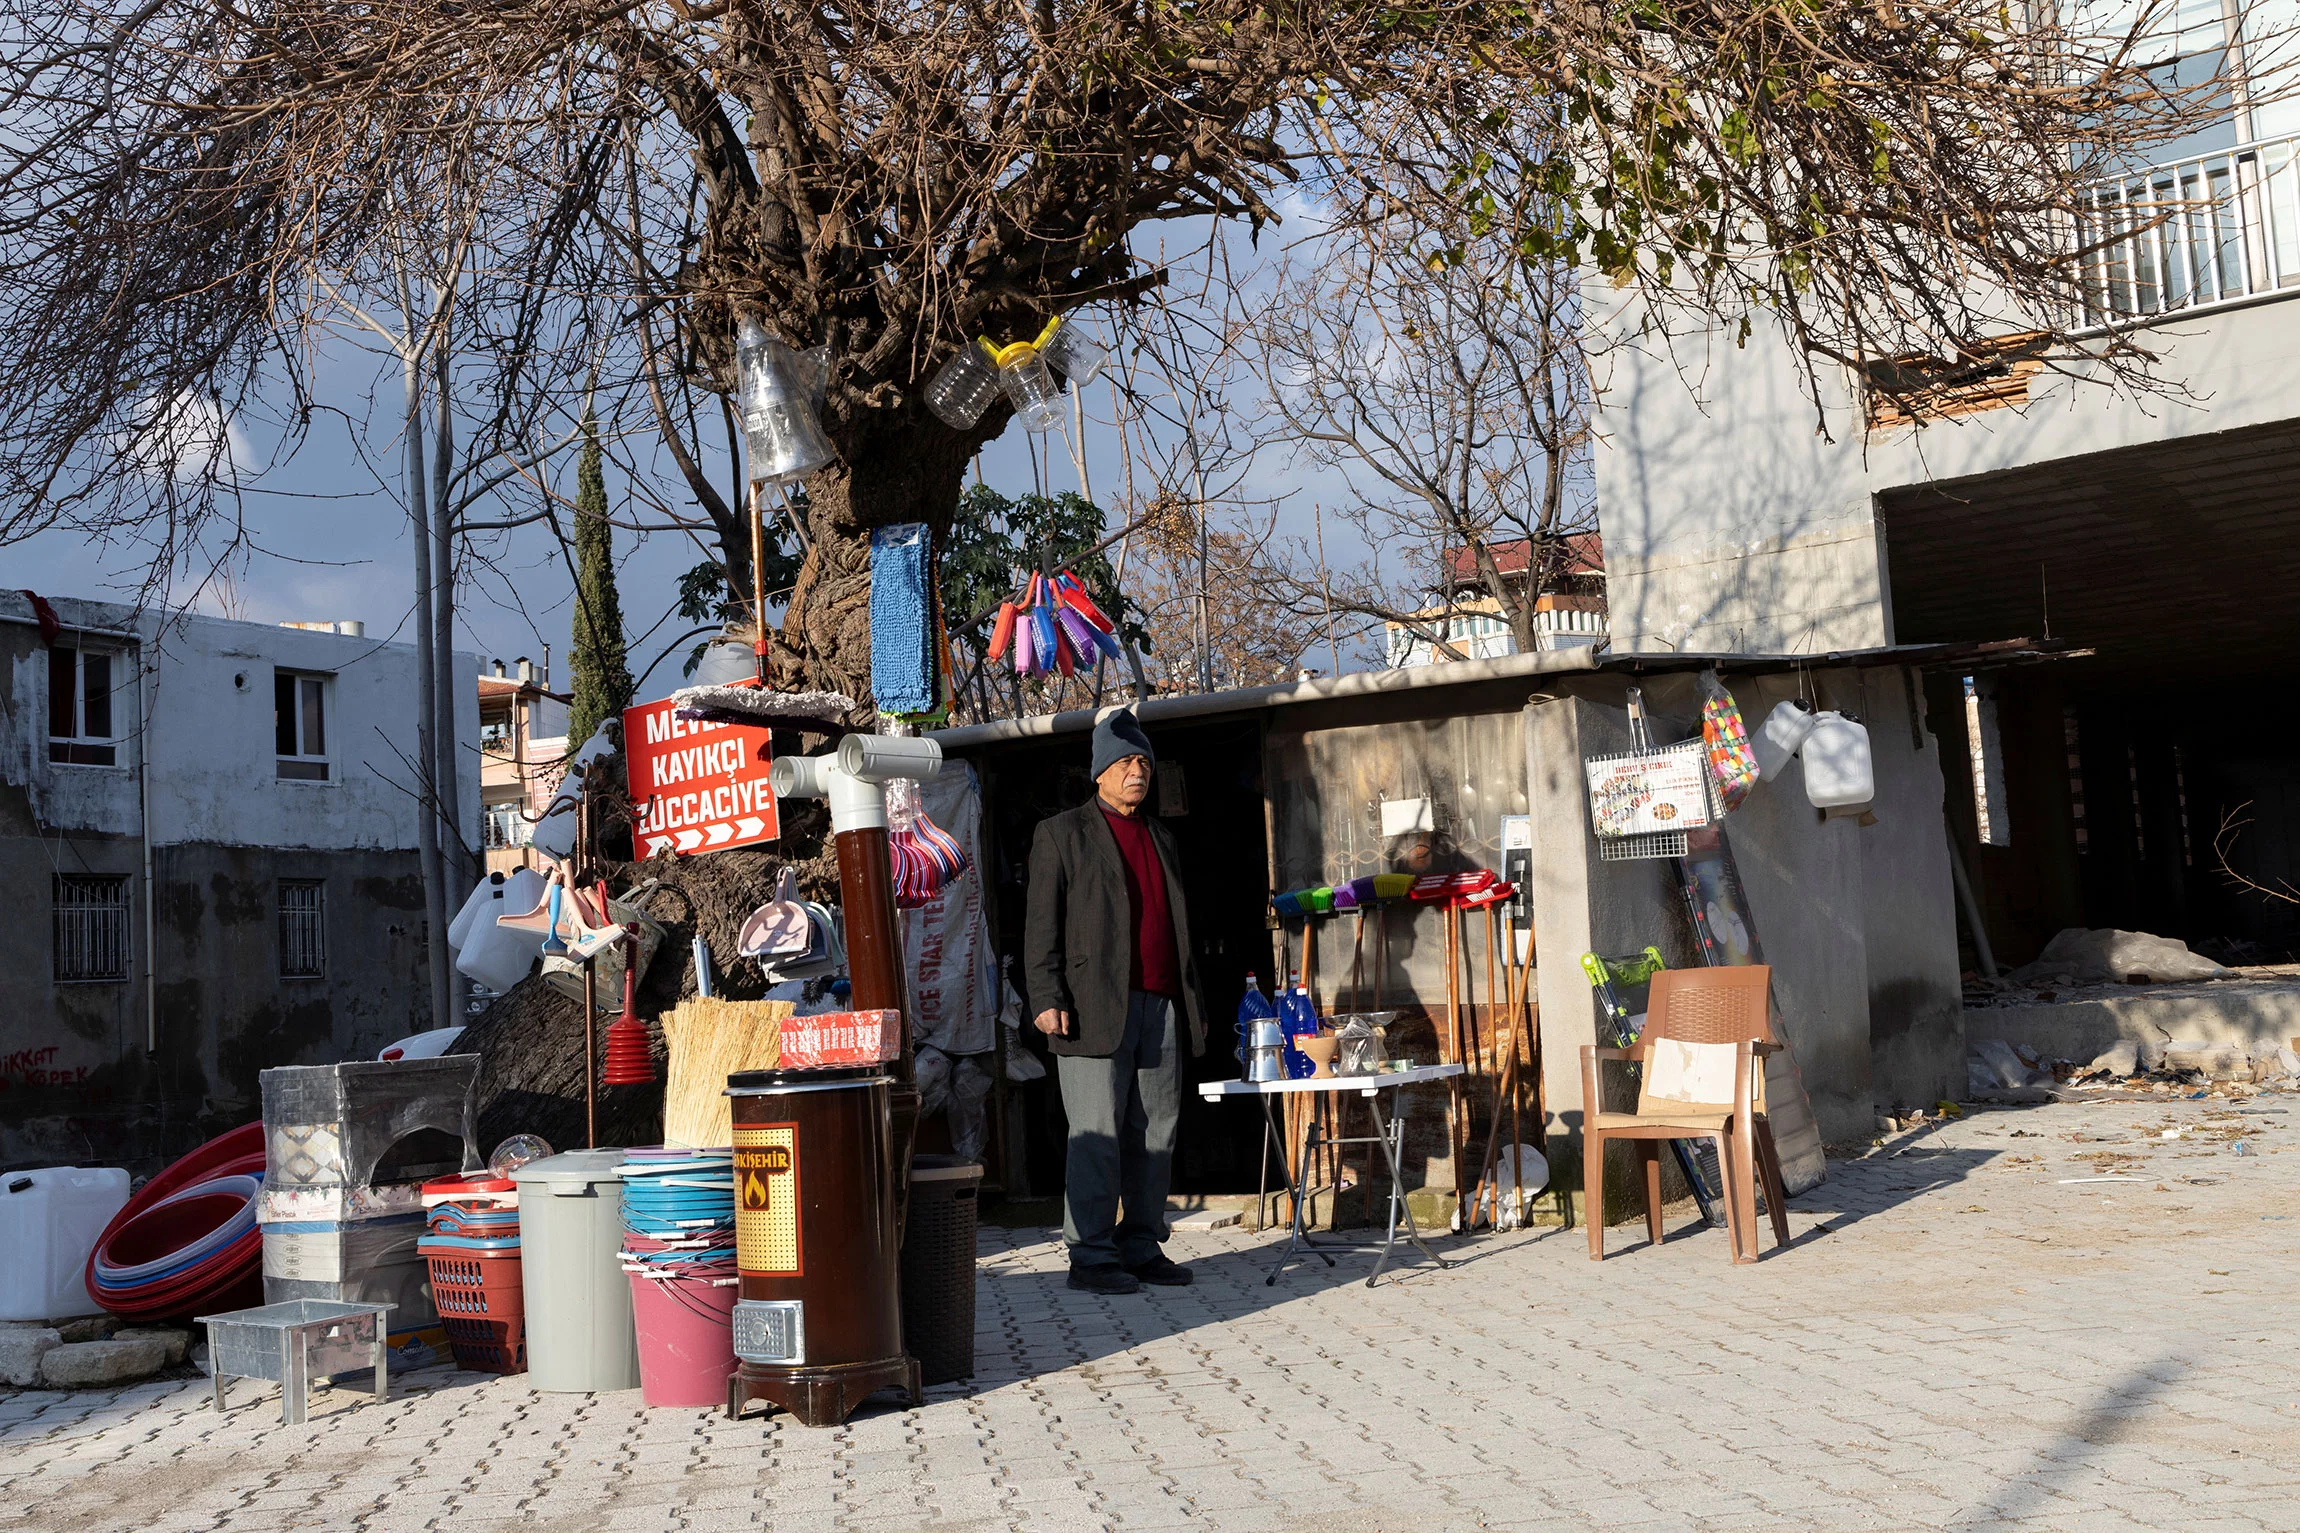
[1442,533,1604,583]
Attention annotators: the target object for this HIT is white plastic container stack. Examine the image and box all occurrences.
[0,1167,130,1321]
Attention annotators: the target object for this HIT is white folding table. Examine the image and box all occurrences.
[1198,1063,1465,1287]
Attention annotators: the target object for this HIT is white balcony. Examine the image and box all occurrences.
[2077,132,2300,324]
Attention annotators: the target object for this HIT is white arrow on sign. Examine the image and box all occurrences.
[706,822,735,846]
[644,836,673,858]
[735,816,766,839]
[674,828,704,852]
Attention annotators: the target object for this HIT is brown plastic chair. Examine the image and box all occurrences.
[1580,965,1792,1263]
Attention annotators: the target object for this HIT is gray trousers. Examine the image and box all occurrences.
[1055,991,1180,1269]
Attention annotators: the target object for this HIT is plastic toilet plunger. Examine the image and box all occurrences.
[603,937,655,1086]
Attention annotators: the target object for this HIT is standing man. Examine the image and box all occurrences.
[1025,708,1208,1294]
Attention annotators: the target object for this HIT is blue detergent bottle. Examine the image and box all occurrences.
[1235,973,1276,1063]
[1278,970,1321,1078]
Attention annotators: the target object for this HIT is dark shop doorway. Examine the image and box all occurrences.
[973,714,1272,1199]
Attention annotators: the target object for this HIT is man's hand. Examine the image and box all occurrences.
[1034,1008,1073,1038]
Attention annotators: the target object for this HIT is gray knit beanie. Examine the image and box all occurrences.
[1090,708,1155,780]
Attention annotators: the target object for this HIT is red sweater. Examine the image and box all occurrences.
[1100,804,1181,998]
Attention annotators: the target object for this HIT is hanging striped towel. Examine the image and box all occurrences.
[869,523,936,714]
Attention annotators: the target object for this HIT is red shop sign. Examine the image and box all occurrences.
[623,697,779,857]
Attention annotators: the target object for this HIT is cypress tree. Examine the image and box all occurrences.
[567,414,633,746]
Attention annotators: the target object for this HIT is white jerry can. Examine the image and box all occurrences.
[1801,711,1875,809]
[1752,699,1817,781]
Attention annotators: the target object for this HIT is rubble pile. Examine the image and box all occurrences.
[1968,1035,2300,1100]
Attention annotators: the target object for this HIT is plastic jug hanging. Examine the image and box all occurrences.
[995,341,1064,433]
[1801,711,1875,809]
[1040,317,1109,387]
[1753,698,1817,781]
[925,339,1002,429]
[734,316,835,485]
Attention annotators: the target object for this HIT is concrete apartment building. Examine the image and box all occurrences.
[0,592,478,1171]
[1381,536,1610,668]
[1592,2,2300,972]
[477,656,569,877]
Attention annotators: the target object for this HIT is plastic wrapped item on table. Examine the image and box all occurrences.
[257,1058,479,1225]
[1331,1013,1395,1077]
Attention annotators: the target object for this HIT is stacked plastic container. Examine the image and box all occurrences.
[618,1148,738,1408]
[418,1173,525,1373]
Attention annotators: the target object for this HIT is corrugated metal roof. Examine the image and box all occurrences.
[929,637,2077,751]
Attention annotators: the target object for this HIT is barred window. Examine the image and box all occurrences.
[54,876,130,983]
[279,880,326,979]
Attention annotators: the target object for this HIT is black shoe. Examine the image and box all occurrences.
[1067,1264,1141,1295]
[1125,1254,1193,1287]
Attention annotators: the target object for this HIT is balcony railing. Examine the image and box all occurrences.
[2077,133,2300,325]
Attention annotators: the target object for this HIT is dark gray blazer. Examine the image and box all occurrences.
[1023,799,1208,1059]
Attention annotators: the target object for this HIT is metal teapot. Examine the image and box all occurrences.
[1246,1018,1288,1083]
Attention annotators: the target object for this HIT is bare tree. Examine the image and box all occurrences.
[0,0,2254,707]
[1250,230,1594,661]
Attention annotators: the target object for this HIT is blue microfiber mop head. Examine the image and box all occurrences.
[868,523,937,714]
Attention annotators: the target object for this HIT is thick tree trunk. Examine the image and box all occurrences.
[774,420,978,703]
[459,774,838,1150]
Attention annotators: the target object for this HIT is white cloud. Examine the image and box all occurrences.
[113,390,250,487]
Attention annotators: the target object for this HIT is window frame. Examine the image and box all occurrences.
[274,668,333,782]
[278,879,327,979]
[53,874,131,984]
[47,643,123,768]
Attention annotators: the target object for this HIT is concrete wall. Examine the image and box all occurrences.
[0,842,431,1173]
[1525,693,1691,1215]
[1845,670,1969,1109]
[0,594,482,1174]
[1526,666,1965,1158]
[1591,293,2300,653]
[0,595,482,854]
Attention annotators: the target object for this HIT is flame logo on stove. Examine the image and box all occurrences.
[741,1172,769,1212]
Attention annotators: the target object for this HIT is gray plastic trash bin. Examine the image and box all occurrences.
[511,1149,638,1393]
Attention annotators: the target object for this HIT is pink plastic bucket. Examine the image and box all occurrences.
[626,1267,736,1408]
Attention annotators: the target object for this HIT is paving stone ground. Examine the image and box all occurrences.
[5,1095,2297,1532]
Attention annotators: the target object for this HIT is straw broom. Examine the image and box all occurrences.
[659,998,796,1149]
